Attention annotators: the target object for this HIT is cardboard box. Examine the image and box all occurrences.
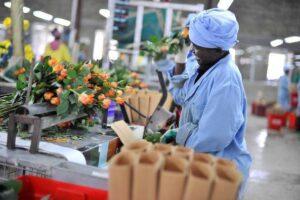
[122,140,152,154]
[132,151,163,200]
[173,146,194,161]
[193,153,215,166]
[108,152,136,200]
[210,165,242,200]
[183,161,214,200]
[153,143,174,156]
[158,156,188,200]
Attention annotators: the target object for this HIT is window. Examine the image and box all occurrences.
[267,53,286,80]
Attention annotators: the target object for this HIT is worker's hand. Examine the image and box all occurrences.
[154,59,175,72]
[160,129,178,144]
[175,44,191,64]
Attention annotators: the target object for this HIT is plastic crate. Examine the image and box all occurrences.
[18,175,108,200]
[267,113,286,131]
[290,92,298,108]
[287,112,296,130]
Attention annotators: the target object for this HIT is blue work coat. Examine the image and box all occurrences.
[278,75,290,111]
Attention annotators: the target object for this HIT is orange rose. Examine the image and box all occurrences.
[56,88,63,95]
[50,97,60,105]
[115,97,125,105]
[181,27,189,38]
[98,94,106,101]
[94,86,102,92]
[57,121,71,129]
[105,89,115,97]
[102,98,111,109]
[18,67,26,74]
[79,93,94,105]
[84,74,92,84]
[53,64,64,73]
[44,92,54,100]
[48,58,58,67]
[110,82,118,88]
[99,73,110,80]
[60,69,68,78]
[160,45,169,53]
[116,90,123,96]
[125,86,133,94]
[139,82,148,89]
[57,75,64,81]
[66,85,72,89]
[131,72,139,79]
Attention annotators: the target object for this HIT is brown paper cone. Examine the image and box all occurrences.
[183,161,214,200]
[149,93,161,115]
[158,156,188,200]
[193,153,215,165]
[215,158,237,169]
[132,151,163,200]
[153,143,174,156]
[139,95,150,124]
[210,165,243,200]
[122,140,153,154]
[129,96,140,123]
[108,152,136,200]
[173,146,194,161]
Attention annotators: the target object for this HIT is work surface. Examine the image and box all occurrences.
[244,111,300,200]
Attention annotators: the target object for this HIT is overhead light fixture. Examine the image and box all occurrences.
[99,9,110,18]
[284,36,300,44]
[217,0,234,10]
[270,39,283,47]
[0,24,5,29]
[54,18,71,26]
[4,1,11,8]
[4,1,30,13]
[33,11,53,21]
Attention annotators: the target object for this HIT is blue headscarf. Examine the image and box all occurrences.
[189,8,239,50]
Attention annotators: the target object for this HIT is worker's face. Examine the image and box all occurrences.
[191,43,223,66]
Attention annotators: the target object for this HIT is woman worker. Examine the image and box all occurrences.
[159,8,252,198]
[43,28,71,62]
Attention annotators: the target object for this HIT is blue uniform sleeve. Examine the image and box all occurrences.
[167,69,189,106]
[177,83,244,153]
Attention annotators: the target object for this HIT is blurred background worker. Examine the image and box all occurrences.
[43,28,71,62]
[277,63,291,111]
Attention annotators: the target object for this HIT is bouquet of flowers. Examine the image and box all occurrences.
[140,28,190,61]
[14,57,129,118]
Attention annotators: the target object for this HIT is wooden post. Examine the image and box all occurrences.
[11,0,24,59]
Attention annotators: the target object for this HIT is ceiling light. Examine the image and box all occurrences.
[0,24,5,29]
[284,36,300,44]
[217,0,234,10]
[23,6,30,13]
[270,39,283,47]
[54,18,71,26]
[4,2,11,8]
[33,11,53,21]
[4,1,30,13]
[99,9,110,18]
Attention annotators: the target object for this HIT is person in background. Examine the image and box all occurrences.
[158,8,252,199]
[278,64,292,111]
[43,28,71,62]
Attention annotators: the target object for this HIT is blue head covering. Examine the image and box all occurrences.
[189,8,239,50]
[184,13,197,27]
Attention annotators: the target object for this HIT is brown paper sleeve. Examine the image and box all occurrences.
[123,96,132,123]
[193,153,215,165]
[172,146,194,161]
[129,96,140,123]
[153,143,174,156]
[108,152,136,200]
[138,95,150,124]
[121,140,153,154]
[158,156,188,200]
[210,165,243,200]
[132,151,164,200]
[183,161,214,200]
[215,158,237,169]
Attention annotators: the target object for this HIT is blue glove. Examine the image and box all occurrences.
[154,59,175,72]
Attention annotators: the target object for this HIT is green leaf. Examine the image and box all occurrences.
[80,67,90,76]
[16,80,26,90]
[63,78,71,85]
[57,98,69,116]
[61,90,70,100]
[67,69,77,79]
[18,74,26,82]
[35,72,42,81]
[68,95,76,104]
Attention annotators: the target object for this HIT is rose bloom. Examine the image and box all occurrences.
[105,89,115,97]
[131,72,139,79]
[115,96,125,105]
[98,73,110,80]
[53,64,64,73]
[102,98,111,109]
[56,88,63,95]
[60,69,68,78]
[110,82,118,88]
[79,93,94,105]
[84,74,92,84]
[48,58,58,67]
[125,86,133,94]
[139,82,148,89]
[44,92,54,100]
[98,94,106,101]
[116,90,123,96]
[50,97,60,105]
